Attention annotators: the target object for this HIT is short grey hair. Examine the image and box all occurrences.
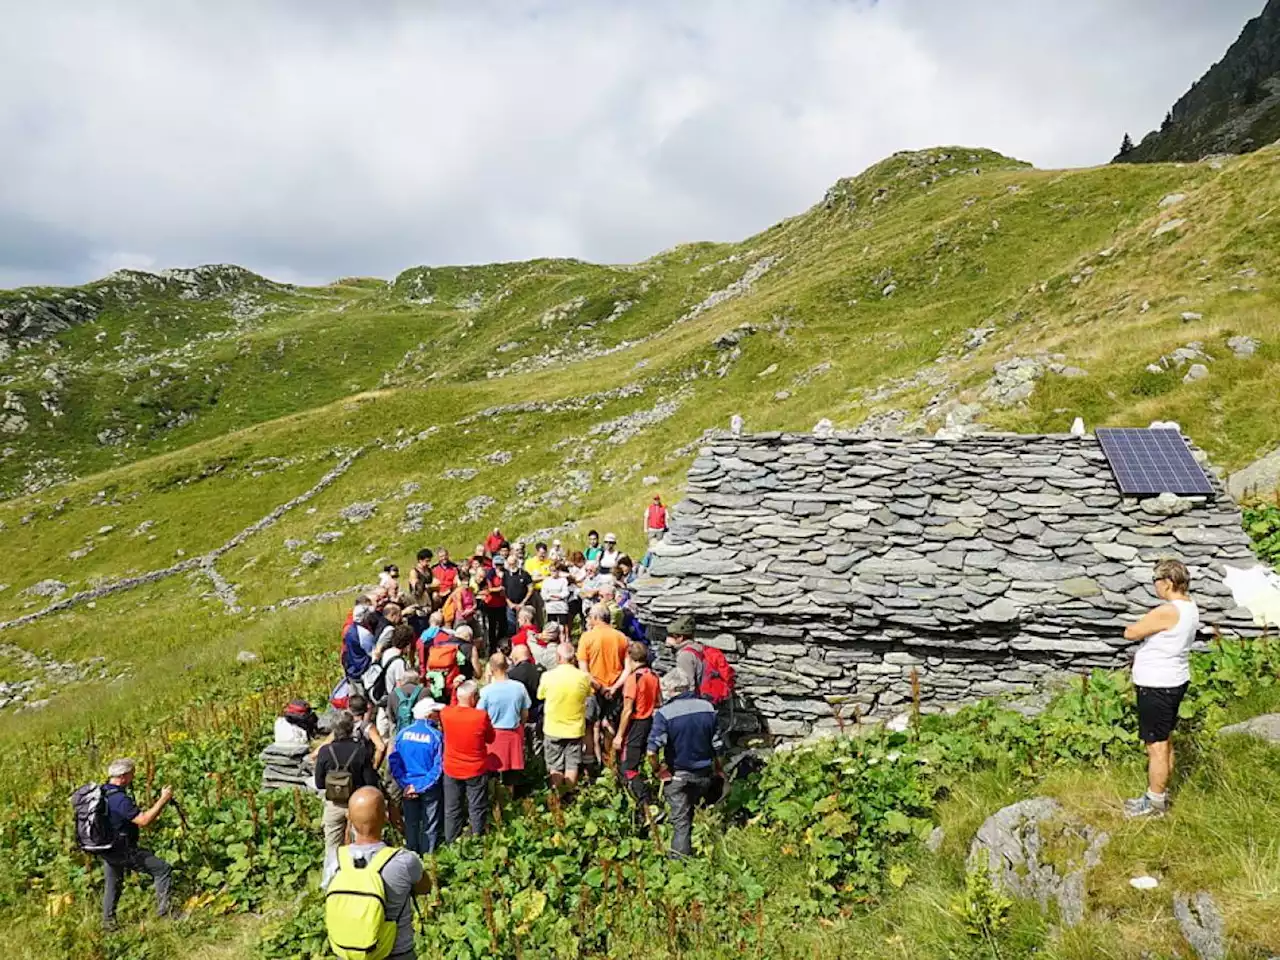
[456,680,478,703]
[662,670,694,697]
[107,758,136,779]
[399,669,419,685]
[556,641,576,663]
[589,603,609,623]
[455,625,473,641]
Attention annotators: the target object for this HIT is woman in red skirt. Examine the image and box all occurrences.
[478,652,531,785]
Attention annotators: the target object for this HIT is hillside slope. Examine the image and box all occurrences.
[0,144,1279,697]
[1116,0,1280,163]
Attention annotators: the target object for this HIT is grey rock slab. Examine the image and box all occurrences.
[1217,713,1280,743]
[1173,891,1225,960]
[1228,445,1280,500]
[997,560,1086,581]
[978,597,1021,622]
[968,797,1109,928]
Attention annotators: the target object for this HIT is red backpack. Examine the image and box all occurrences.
[682,644,735,705]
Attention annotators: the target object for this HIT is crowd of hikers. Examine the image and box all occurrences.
[69,493,1207,959]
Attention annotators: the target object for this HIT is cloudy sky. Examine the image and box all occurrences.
[0,0,1263,287]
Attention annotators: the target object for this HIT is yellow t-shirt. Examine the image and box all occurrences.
[537,664,593,740]
[524,555,553,591]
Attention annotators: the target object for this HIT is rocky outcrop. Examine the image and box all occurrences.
[1218,713,1280,742]
[1229,445,1280,500]
[634,431,1258,738]
[1115,0,1280,164]
[968,797,1109,927]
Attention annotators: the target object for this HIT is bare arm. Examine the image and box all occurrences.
[132,786,173,829]
[1123,603,1179,642]
[614,698,634,750]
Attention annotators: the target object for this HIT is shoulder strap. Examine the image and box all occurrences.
[337,847,355,872]
[369,846,398,872]
[333,743,355,773]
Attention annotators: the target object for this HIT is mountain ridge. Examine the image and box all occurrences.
[1116,0,1280,163]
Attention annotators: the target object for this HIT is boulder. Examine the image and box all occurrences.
[1217,713,1280,743]
[1228,446,1280,500]
[236,650,260,664]
[968,797,1109,927]
[1182,363,1210,384]
[1227,335,1259,359]
[1140,492,1195,517]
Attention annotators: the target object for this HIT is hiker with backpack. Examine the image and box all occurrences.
[385,670,427,735]
[613,641,662,814]
[76,758,177,930]
[315,715,381,885]
[647,670,726,858]
[666,614,736,726]
[422,622,477,705]
[325,786,428,960]
[388,698,445,854]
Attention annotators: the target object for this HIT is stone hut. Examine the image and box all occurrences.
[634,431,1259,739]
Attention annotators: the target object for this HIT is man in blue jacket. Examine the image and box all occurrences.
[647,670,725,858]
[388,698,445,854]
[342,604,377,696]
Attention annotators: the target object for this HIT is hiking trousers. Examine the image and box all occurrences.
[443,773,489,843]
[663,771,712,857]
[402,781,444,854]
[101,847,172,926]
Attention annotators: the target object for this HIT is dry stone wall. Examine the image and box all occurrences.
[634,431,1260,739]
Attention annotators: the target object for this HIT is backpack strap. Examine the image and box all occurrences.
[331,743,355,773]
[337,846,355,872]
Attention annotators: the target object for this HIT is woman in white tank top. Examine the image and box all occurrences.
[1121,559,1199,819]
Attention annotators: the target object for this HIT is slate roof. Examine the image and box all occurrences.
[636,432,1261,656]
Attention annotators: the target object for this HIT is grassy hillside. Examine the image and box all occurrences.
[2,145,1280,958]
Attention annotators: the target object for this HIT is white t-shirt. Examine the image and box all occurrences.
[1132,599,1199,688]
[380,645,408,691]
[273,716,309,745]
[599,548,620,572]
[543,575,570,615]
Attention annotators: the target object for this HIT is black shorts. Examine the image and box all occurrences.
[585,691,622,727]
[1136,683,1188,743]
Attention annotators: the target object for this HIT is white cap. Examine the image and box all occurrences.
[412,698,443,720]
[604,532,617,543]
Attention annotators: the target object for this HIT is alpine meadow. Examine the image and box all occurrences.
[4,137,1280,960]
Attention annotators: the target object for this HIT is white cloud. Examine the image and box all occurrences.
[0,0,1263,287]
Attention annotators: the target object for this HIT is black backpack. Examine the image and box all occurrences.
[368,654,402,705]
[71,783,118,853]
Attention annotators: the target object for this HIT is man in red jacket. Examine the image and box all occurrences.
[439,681,494,842]
[644,494,668,543]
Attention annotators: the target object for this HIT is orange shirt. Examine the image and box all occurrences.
[440,705,494,779]
[577,624,630,687]
[623,667,660,720]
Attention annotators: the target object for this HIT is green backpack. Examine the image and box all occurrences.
[392,685,424,731]
[326,846,402,960]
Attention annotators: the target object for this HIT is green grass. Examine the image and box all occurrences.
[3,144,1280,957]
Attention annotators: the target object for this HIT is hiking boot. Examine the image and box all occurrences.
[1123,794,1168,819]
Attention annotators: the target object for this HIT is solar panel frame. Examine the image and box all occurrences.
[1095,427,1215,497]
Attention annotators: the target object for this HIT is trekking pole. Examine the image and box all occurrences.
[172,799,190,832]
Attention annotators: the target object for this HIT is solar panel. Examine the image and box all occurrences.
[1096,427,1215,497]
